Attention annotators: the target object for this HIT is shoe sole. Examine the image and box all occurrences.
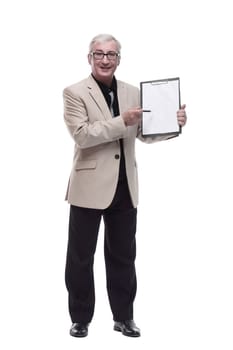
[70,331,88,338]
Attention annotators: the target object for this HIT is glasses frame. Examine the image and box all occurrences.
[90,51,120,61]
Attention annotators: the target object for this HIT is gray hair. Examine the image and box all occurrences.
[89,33,121,53]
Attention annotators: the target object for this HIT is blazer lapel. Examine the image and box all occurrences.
[86,75,112,120]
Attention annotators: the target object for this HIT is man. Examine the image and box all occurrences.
[63,33,187,338]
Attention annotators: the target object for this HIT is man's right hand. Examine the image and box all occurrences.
[122,107,142,126]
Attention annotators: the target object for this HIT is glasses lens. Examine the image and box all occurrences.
[93,52,104,60]
[107,52,118,60]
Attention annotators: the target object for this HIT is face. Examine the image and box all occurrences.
[88,40,120,86]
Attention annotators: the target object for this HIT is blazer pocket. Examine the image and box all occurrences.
[75,160,97,170]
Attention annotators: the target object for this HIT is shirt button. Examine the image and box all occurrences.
[115,154,120,159]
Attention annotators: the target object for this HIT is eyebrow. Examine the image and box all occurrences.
[94,50,117,53]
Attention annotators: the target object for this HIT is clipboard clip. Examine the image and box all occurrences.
[151,80,168,85]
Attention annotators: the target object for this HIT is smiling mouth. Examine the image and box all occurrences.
[100,66,111,71]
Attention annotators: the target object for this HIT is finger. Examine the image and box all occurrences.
[178,116,186,125]
[177,107,187,116]
[132,106,142,111]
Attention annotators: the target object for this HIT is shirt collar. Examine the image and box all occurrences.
[92,74,117,94]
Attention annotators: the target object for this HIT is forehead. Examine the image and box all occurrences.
[92,40,118,52]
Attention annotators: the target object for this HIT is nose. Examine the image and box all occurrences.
[102,55,109,62]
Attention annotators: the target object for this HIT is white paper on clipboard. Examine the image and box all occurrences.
[140,77,181,137]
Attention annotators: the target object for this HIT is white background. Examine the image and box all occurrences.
[0,0,232,349]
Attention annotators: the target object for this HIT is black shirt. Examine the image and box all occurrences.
[92,74,119,116]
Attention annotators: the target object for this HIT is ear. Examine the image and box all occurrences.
[87,53,92,65]
[117,56,121,66]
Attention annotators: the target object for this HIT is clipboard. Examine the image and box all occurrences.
[140,77,181,137]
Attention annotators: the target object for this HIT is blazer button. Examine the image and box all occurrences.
[115,154,120,159]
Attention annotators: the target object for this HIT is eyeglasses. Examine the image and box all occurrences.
[90,51,120,61]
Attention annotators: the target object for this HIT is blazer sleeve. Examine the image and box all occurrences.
[63,88,128,149]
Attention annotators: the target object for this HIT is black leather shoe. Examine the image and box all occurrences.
[70,323,89,337]
[114,320,141,337]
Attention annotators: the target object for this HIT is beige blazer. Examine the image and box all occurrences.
[63,75,168,209]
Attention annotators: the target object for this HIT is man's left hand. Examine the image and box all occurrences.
[177,104,187,126]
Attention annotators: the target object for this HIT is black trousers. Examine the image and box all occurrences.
[65,179,137,323]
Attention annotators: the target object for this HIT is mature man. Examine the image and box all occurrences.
[63,33,187,338]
